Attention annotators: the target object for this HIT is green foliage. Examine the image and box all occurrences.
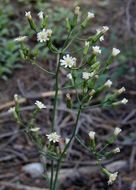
[0,4,21,80]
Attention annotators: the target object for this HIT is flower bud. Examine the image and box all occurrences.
[112,147,120,154]
[104,80,112,88]
[92,46,101,55]
[88,131,95,140]
[114,127,122,136]
[25,11,32,19]
[121,98,128,104]
[74,6,81,16]
[117,87,126,94]
[66,93,72,108]
[112,48,120,57]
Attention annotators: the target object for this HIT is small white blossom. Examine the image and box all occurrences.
[14,36,27,42]
[30,128,40,132]
[96,29,104,41]
[67,73,72,80]
[108,172,118,185]
[102,26,109,33]
[114,127,122,136]
[112,48,120,57]
[82,72,91,80]
[46,132,60,143]
[85,41,90,47]
[8,107,15,113]
[60,54,76,68]
[25,11,32,19]
[65,138,70,144]
[104,80,112,88]
[37,29,52,43]
[35,100,46,109]
[74,6,81,16]
[113,147,120,154]
[14,94,19,101]
[92,46,101,54]
[118,87,126,94]
[38,11,44,19]
[87,12,95,19]
[121,98,128,104]
[89,131,95,140]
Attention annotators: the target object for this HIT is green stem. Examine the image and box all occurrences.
[52,104,82,190]
[50,53,61,190]
[51,53,61,132]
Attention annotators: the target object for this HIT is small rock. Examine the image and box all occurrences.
[22,162,44,178]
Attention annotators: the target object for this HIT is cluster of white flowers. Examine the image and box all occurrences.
[35,100,46,109]
[112,48,120,57]
[87,12,95,19]
[104,80,112,88]
[37,29,52,43]
[46,132,60,143]
[92,46,101,54]
[60,54,76,68]
[14,36,27,42]
[108,172,118,185]
[88,131,95,140]
[82,72,95,80]
[114,127,122,136]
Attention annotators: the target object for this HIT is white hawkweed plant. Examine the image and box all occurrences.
[12,6,128,190]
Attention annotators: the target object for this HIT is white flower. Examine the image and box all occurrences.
[113,147,120,154]
[102,26,109,33]
[104,80,112,87]
[14,94,19,101]
[14,36,27,42]
[114,127,122,136]
[38,11,44,19]
[65,138,70,144]
[8,107,15,113]
[60,54,76,68]
[89,131,95,140]
[100,36,104,41]
[112,48,120,57]
[74,6,81,16]
[96,29,104,41]
[82,72,91,80]
[30,128,40,132]
[121,98,128,104]
[25,11,32,19]
[85,41,90,47]
[87,12,95,19]
[46,132,60,143]
[118,87,126,94]
[108,172,118,185]
[67,73,72,80]
[37,29,52,43]
[35,100,46,109]
[92,46,101,54]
